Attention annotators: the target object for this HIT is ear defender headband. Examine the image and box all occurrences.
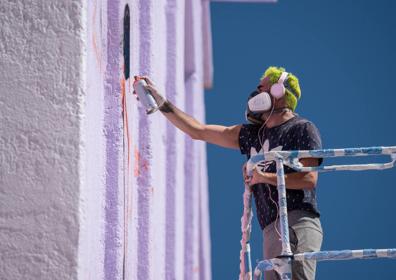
[270,71,288,99]
[246,71,291,124]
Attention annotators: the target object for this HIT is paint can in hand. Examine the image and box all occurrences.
[133,77,159,114]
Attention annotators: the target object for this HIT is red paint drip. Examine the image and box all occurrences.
[92,1,102,71]
[121,75,133,279]
[134,147,140,177]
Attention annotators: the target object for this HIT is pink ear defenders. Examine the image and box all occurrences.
[270,71,289,99]
[245,72,294,124]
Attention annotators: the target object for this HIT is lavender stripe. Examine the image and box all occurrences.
[184,124,194,279]
[165,1,177,279]
[137,0,152,279]
[184,0,196,277]
[104,0,121,279]
[184,81,195,279]
[198,152,207,280]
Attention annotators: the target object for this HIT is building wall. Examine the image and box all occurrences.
[0,0,211,279]
[0,1,84,279]
[119,1,211,279]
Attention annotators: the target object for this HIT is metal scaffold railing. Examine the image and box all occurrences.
[239,146,396,280]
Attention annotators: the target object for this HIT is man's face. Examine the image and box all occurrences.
[257,76,271,93]
[256,76,287,121]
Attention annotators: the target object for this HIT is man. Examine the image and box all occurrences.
[137,66,323,280]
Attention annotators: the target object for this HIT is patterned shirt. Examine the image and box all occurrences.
[239,115,323,230]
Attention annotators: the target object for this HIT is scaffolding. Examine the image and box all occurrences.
[239,146,396,280]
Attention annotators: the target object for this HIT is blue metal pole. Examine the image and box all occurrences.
[274,156,292,280]
[275,156,292,257]
[294,248,396,261]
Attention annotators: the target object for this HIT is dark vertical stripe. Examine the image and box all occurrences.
[123,5,130,80]
[122,5,130,280]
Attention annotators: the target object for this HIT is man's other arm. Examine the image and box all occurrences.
[248,158,320,190]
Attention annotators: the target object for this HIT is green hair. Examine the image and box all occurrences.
[261,66,301,111]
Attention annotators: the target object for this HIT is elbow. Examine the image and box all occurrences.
[305,172,318,189]
[306,180,317,190]
[191,133,200,140]
[190,125,205,141]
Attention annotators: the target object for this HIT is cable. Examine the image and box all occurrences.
[256,102,283,240]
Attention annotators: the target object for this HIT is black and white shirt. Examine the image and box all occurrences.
[239,115,323,230]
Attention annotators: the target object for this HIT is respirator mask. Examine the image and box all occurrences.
[245,72,290,124]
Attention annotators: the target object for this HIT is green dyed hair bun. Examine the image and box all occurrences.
[261,66,301,111]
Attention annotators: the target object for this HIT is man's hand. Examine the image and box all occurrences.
[248,166,268,186]
[133,75,241,149]
[242,163,251,185]
[243,163,266,186]
[134,76,166,109]
[245,158,320,189]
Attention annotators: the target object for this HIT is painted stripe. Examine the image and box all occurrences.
[104,0,121,279]
[377,249,388,257]
[334,149,345,156]
[292,248,396,261]
[137,1,153,280]
[352,250,364,258]
[275,158,292,256]
[288,150,299,160]
[184,75,195,279]
[165,1,177,279]
[388,249,396,257]
[249,146,396,167]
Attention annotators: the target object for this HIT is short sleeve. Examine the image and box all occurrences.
[299,122,322,151]
[296,121,323,165]
[239,124,257,155]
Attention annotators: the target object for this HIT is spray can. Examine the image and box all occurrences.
[133,77,159,114]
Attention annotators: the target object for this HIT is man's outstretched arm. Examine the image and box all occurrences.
[140,76,241,150]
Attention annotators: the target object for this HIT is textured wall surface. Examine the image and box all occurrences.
[1,0,211,279]
[0,1,84,279]
[121,0,211,279]
[78,0,108,279]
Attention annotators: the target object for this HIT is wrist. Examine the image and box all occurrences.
[159,100,174,113]
[259,172,269,184]
[255,168,271,184]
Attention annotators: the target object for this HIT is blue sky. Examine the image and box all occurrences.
[205,1,396,279]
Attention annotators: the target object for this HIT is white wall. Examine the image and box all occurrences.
[0,0,212,279]
[0,1,84,279]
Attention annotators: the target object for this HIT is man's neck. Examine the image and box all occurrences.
[264,110,295,128]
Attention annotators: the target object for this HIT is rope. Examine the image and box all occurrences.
[239,183,253,280]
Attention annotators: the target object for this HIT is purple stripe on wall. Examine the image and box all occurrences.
[104,0,121,279]
[165,1,177,279]
[198,152,207,279]
[184,77,195,279]
[184,0,196,276]
[184,127,194,279]
[137,0,152,279]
